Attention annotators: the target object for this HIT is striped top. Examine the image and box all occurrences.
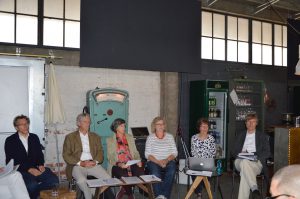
[145,132,178,160]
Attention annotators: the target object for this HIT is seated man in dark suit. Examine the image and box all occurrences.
[232,113,270,199]
[5,115,59,199]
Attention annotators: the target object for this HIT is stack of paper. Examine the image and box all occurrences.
[87,178,123,187]
[139,175,161,182]
[0,159,19,179]
[121,176,143,184]
[237,152,258,161]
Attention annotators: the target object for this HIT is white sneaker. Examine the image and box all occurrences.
[155,195,166,199]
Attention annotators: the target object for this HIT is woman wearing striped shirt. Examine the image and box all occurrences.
[145,116,178,199]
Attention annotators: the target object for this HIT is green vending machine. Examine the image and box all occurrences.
[86,88,129,168]
[189,80,228,170]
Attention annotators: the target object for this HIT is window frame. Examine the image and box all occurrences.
[0,0,80,50]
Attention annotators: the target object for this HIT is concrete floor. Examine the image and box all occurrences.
[131,172,267,199]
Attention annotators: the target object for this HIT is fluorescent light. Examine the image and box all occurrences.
[295,44,300,75]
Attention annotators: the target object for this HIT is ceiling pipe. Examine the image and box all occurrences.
[207,0,218,7]
[253,0,281,15]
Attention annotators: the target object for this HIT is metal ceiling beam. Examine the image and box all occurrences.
[253,0,281,15]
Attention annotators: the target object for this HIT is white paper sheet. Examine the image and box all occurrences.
[185,169,212,177]
[230,89,239,105]
[125,160,141,166]
[139,175,161,182]
[86,178,122,187]
[0,159,18,179]
[121,176,143,184]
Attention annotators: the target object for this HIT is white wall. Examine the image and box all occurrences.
[45,65,160,175]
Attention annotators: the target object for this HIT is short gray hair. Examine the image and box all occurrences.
[76,113,90,125]
[272,165,300,198]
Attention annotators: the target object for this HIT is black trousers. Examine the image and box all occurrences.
[112,164,144,195]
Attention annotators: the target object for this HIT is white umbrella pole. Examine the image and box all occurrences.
[55,127,61,183]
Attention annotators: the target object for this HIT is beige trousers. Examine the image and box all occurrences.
[234,159,263,199]
[72,165,111,199]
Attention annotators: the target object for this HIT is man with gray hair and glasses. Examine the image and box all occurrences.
[267,164,300,199]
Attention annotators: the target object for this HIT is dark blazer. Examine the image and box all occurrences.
[232,130,271,183]
[5,132,44,172]
[62,131,104,181]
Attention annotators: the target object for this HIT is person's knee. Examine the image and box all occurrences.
[239,160,250,170]
[26,181,39,193]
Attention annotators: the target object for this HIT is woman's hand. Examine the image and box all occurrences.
[137,161,142,167]
[118,163,129,169]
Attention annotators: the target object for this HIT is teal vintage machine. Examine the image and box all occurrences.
[86,88,129,168]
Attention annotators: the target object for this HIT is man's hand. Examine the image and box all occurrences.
[0,167,4,173]
[38,165,46,173]
[28,168,42,176]
[80,160,96,168]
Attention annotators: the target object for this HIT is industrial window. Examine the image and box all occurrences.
[227,16,249,63]
[0,0,38,45]
[274,24,287,67]
[202,12,225,60]
[0,0,80,49]
[252,21,273,65]
[43,0,80,48]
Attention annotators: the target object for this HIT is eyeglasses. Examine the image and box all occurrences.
[265,194,295,199]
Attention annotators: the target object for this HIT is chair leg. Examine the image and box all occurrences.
[231,172,235,199]
[261,176,264,199]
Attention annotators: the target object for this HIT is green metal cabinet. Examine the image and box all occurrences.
[86,88,129,168]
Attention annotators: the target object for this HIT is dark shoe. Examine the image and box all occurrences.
[252,190,261,199]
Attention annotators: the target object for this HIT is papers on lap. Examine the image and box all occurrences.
[237,152,258,161]
[0,159,19,179]
[185,169,212,177]
[139,175,161,182]
[86,178,123,187]
[121,176,143,184]
[125,160,141,166]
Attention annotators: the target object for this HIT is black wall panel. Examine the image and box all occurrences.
[80,0,201,72]
[287,19,300,80]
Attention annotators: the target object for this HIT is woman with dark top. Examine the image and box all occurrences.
[106,118,143,199]
[190,118,216,199]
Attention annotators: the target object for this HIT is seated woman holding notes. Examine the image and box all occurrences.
[107,118,144,199]
[190,118,216,199]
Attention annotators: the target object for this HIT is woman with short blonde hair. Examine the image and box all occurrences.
[145,116,178,199]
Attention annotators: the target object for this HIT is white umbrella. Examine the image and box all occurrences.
[45,62,65,182]
[46,62,65,125]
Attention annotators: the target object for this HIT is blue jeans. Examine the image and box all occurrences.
[146,160,176,199]
[21,167,59,199]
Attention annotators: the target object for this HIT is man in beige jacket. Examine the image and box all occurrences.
[63,113,111,199]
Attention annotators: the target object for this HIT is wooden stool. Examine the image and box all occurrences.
[40,187,76,199]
